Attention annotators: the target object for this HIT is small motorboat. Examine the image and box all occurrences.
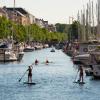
[50,48,55,52]
[23,46,35,52]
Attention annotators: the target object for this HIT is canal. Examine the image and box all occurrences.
[0,48,100,100]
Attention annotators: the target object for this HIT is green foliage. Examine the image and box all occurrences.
[55,23,69,33]
[0,17,67,42]
[0,16,12,38]
[68,21,80,42]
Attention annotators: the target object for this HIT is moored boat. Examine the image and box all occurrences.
[2,49,17,61]
[72,53,91,65]
[50,48,55,52]
[0,42,24,62]
[91,65,100,79]
[23,46,35,52]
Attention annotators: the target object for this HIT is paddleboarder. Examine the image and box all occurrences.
[27,65,33,83]
[78,65,84,83]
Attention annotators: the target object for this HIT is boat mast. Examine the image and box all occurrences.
[82,6,86,42]
[91,1,95,39]
[77,10,81,42]
[12,0,15,47]
[97,0,100,41]
[88,0,92,41]
[86,3,89,41]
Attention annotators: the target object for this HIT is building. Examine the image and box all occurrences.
[29,14,35,24]
[42,20,48,29]
[0,8,8,18]
[3,7,30,25]
[35,18,44,28]
[48,24,56,32]
[0,6,51,30]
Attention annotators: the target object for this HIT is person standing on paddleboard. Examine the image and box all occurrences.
[78,65,84,83]
[27,65,33,83]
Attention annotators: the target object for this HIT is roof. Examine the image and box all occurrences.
[0,8,6,14]
[16,11,26,17]
[6,7,28,15]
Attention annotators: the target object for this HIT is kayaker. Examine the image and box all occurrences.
[46,59,49,64]
[35,59,39,65]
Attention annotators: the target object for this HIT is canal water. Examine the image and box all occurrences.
[0,48,100,100]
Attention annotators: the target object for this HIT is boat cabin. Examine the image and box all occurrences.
[79,42,100,55]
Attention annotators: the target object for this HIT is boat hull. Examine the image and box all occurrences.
[23,48,34,52]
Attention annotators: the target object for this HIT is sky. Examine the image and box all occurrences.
[0,0,97,24]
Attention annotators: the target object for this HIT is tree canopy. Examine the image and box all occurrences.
[68,21,81,42]
[0,16,67,43]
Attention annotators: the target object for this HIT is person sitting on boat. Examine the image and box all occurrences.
[27,65,33,83]
[35,59,39,65]
[78,65,84,83]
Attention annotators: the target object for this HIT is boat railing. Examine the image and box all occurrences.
[0,48,17,53]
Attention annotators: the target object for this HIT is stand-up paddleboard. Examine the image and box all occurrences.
[23,82,36,85]
[73,81,85,84]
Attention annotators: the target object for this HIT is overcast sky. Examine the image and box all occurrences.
[0,0,97,24]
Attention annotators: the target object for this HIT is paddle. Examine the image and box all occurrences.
[18,70,28,82]
[18,63,34,82]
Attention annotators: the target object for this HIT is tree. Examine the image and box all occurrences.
[55,23,69,33]
[0,17,67,43]
[68,21,81,42]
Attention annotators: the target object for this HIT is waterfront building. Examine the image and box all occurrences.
[48,24,56,32]
[4,7,30,25]
[0,6,53,31]
[35,18,43,28]
[35,18,48,28]
[29,14,36,24]
[0,8,8,18]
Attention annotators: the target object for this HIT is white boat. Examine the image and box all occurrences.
[0,48,24,62]
[23,46,35,52]
[0,42,24,62]
[34,44,43,50]
[72,54,90,65]
[72,42,100,65]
